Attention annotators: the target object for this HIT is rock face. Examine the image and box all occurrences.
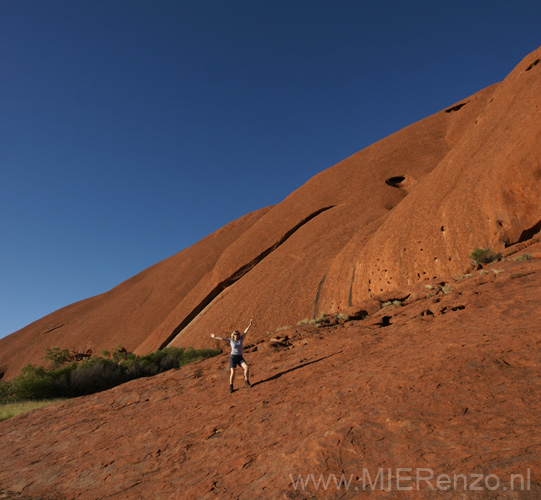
[0,46,540,380]
[0,246,540,499]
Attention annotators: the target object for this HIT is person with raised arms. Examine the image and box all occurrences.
[211,319,253,393]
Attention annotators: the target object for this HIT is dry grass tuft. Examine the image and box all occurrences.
[0,399,65,422]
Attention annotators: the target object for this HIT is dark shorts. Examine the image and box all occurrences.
[229,355,246,368]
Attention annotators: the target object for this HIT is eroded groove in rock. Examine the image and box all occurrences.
[40,324,66,335]
[313,273,327,318]
[445,102,468,113]
[518,219,541,244]
[348,266,356,307]
[160,206,335,349]
[526,59,540,71]
[504,219,541,248]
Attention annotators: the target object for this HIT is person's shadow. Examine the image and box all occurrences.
[251,350,342,388]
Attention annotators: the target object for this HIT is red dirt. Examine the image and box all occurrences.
[0,245,540,499]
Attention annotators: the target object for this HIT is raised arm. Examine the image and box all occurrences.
[210,334,230,343]
[241,319,253,340]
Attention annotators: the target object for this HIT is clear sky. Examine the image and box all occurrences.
[1,0,539,340]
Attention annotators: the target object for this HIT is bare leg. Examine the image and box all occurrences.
[241,361,250,384]
[230,367,235,386]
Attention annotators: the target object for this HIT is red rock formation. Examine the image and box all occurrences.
[0,46,539,380]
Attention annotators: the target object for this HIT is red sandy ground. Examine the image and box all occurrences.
[0,243,539,499]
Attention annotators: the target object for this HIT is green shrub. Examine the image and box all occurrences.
[0,380,17,404]
[178,347,219,366]
[0,345,221,404]
[70,357,125,395]
[469,247,503,266]
[514,254,532,261]
[44,347,71,368]
[9,363,78,401]
[12,365,58,400]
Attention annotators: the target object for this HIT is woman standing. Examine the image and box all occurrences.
[211,319,253,393]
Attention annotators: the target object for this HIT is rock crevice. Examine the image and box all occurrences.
[160,206,335,349]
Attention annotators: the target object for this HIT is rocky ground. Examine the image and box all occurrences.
[1,243,540,499]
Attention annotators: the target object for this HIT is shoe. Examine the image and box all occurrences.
[245,380,251,388]
[229,384,234,393]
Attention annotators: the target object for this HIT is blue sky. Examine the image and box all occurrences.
[1,0,539,340]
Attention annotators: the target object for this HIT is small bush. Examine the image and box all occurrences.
[70,357,124,395]
[0,380,17,404]
[469,247,503,266]
[10,363,77,401]
[275,325,292,333]
[297,318,317,326]
[44,347,71,368]
[514,254,532,261]
[13,364,60,400]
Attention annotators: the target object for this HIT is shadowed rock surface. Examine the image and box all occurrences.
[0,244,540,499]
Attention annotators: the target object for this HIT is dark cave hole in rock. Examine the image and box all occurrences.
[505,219,541,247]
[445,102,467,113]
[526,59,540,71]
[385,176,406,188]
[441,305,466,314]
[518,219,541,243]
[380,316,392,327]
